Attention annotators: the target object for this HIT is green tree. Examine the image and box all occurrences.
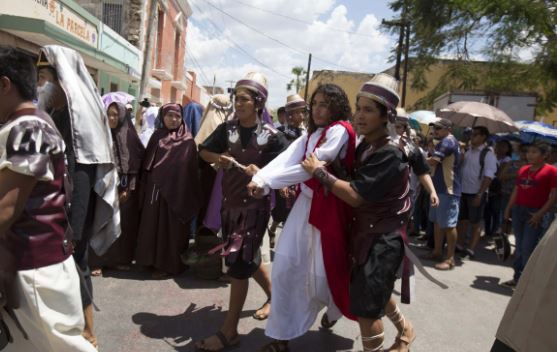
[385,0,557,114]
[287,66,307,92]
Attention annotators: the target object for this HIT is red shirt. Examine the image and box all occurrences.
[515,164,557,208]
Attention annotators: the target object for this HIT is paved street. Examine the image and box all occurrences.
[93,233,514,352]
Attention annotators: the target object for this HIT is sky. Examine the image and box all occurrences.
[186,0,399,108]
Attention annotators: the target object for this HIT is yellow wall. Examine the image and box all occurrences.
[306,62,557,124]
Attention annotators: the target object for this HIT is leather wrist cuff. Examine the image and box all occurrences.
[313,167,338,190]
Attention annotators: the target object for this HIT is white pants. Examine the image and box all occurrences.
[4,256,96,352]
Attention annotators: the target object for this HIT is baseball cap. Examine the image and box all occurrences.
[429,118,453,129]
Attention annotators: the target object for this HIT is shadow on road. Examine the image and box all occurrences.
[100,267,229,289]
[132,303,354,351]
[470,275,513,297]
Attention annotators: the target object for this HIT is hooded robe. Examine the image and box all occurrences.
[135,105,202,275]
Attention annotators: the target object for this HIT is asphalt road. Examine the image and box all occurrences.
[92,234,514,352]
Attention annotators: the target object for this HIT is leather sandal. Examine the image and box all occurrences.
[320,312,338,329]
[387,319,415,352]
[434,259,455,271]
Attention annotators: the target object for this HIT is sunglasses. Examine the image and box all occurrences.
[433,126,445,131]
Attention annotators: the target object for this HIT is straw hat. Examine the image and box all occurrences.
[285,94,307,112]
[396,107,409,123]
[357,73,400,113]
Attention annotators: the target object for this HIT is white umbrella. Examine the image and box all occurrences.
[436,101,518,133]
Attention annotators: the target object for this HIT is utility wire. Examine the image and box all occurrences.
[199,0,367,73]
[186,45,212,85]
[191,2,292,80]
[231,0,376,38]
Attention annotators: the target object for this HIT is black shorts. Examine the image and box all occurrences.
[350,232,404,319]
[226,248,261,280]
[458,193,487,224]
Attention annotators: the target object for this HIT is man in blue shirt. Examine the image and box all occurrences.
[426,118,462,270]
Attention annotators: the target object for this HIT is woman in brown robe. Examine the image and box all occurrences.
[135,103,202,277]
[90,102,145,274]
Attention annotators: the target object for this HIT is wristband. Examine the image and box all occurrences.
[313,167,338,190]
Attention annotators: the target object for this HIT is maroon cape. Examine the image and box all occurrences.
[304,121,356,321]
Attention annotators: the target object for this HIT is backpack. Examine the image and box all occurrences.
[479,147,502,194]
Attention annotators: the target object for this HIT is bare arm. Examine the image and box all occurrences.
[199,148,221,165]
[529,188,557,227]
[427,157,440,167]
[0,169,37,238]
[503,186,517,220]
[418,173,439,207]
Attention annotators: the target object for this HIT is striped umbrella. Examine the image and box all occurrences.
[515,120,557,144]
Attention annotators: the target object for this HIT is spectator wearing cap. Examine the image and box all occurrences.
[394,108,439,235]
[425,118,462,270]
[456,126,498,258]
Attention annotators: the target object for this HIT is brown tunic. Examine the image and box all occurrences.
[135,122,202,275]
[350,138,411,265]
[220,120,279,264]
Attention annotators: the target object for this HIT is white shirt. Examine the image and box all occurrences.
[252,125,349,194]
[461,143,498,194]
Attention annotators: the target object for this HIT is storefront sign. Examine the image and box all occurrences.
[0,0,98,47]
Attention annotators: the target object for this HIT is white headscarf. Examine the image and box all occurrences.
[39,45,120,256]
[140,107,159,147]
[194,94,233,145]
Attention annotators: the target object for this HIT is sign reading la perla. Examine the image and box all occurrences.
[0,0,99,48]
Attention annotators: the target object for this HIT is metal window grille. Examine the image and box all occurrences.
[102,1,124,35]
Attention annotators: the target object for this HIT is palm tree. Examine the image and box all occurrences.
[287,66,306,92]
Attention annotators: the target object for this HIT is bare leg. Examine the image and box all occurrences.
[82,304,97,348]
[252,264,272,319]
[268,221,278,248]
[457,220,469,247]
[445,227,458,263]
[195,278,248,350]
[358,317,384,352]
[433,223,444,257]
[468,223,482,251]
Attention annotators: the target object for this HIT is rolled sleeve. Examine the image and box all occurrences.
[483,150,498,179]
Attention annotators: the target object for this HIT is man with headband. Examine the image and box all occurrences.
[196,72,288,351]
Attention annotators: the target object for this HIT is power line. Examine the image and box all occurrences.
[190,1,292,80]
[230,0,376,39]
[199,0,367,73]
[186,45,212,85]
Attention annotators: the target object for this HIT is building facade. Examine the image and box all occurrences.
[0,0,142,97]
[76,0,207,106]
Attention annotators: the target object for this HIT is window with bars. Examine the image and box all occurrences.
[102,0,124,35]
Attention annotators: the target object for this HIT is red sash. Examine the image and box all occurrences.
[303,121,356,320]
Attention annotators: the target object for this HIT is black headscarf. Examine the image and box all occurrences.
[108,102,145,175]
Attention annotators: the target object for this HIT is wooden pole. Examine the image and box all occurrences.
[304,53,312,101]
